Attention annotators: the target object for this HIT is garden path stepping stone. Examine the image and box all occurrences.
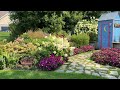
[118,76,120,79]
[109,71,119,76]
[66,70,74,73]
[92,72,100,77]
[85,67,91,70]
[55,70,65,73]
[75,71,83,74]
[84,70,91,75]
[55,52,120,79]
[103,74,117,79]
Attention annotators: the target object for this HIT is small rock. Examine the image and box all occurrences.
[92,72,100,77]
[70,62,77,67]
[95,64,101,68]
[68,67,74,70]
[99,72,106,76]
[109,71,119,76]
[85,67,91,70]
[87,64,95,67]
[55,70,65,73]
[98,70,108,74]
[118,76,120,79]
[103,74,117,79]
[97,68,109,71]
[85,70,91,75]
[66,70,73,73]
[59,65,67,70]
[76,66,84,70]
[104,65,112,68]
[64,62,70,65]
[75,71,83,74]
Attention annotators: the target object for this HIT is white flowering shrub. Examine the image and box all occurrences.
[74,19,98,34]
[74,18,98,42]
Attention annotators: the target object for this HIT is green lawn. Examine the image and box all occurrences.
[0,70,106,79]
[0,32,10,41]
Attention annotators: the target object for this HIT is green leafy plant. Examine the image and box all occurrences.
[70,33,90,48]
[0,55,6,70]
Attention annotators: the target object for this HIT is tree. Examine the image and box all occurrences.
[9,11,109,40]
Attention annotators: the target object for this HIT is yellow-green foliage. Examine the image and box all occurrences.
[27,30,48,39]
[3,40,37,54]
[70,33,90,48]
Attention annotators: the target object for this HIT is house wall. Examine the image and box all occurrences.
[113,20,120,42]
[0,14,11,31]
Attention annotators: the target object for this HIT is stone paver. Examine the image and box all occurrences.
[109,71,119,76]
[66,70,74,73]
[75,70,84,74]
[118,76,120,79]
[92,72,100,77]
[55,69,65,73]
[55,52,120,79]
[103,74,117,79]
[85,70,91,74]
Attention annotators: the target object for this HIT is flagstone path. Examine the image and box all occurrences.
[55,51,120,79]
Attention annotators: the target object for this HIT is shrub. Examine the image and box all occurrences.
[38,54,64,71]
[53,30,68,38]
[101,48,120,53]
[70,33,89,48]
[27,30,48,39]
[91,48,120,67]
[74,48,82,55]
[0,55,6,70]
[89,32,98,42]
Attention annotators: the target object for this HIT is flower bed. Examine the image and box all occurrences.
[38,54,64,71]
[73,45,94,55]
[91,48,120,68]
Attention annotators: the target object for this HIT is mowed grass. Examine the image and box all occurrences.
[0,32,10,41]
[0,70,106,79]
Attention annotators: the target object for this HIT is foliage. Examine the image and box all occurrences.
[74,48,82,55]
[74,19,98,42]
[62,11,83,33]
[26,30,47,39]
[38,54,64,71]
[91,48,120,68]
[0,55,6,70]
[42,12,65,33]
[73,45,94,55]
[70,33,90,48]
[53,30,68,38]
[0,37,38,69]
[80,45,94,52]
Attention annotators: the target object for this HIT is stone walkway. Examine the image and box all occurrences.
[55,51,120,79]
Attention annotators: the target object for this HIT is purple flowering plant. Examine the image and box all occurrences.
[91,48,120,67]
[74,45,94,55]
[38,54,64,71]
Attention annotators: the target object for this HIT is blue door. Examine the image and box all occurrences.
[100,22,112,48]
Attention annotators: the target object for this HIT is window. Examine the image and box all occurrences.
[1,26,9,32]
